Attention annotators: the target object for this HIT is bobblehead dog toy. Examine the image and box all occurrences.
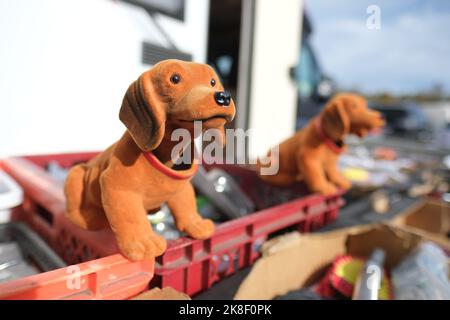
[259,93,385,195]
[64,60,235,261]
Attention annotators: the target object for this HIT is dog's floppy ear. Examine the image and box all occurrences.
[321,96,350,140]
[119,74,166,151]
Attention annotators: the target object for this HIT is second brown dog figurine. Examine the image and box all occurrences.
[64,60,235,261]
[259,93,385,195]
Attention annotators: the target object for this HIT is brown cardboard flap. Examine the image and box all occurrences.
[234,224,440,300]
[234,229,350,300]
[346,224,421,268]
[385,222,450,250]
[391,199,450,246]
[131,287,191,300]
[261,232,303,256]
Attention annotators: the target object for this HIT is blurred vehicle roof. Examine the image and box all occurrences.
[369,100,431,140]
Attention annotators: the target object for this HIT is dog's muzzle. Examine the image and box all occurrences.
[214,91,231,107]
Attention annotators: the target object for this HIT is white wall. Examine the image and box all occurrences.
[156,0,210,63]
[247,0,303,159]
[0,0,209,157]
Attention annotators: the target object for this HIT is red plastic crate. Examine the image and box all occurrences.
[0,153,344,298]
[0,254,154,300]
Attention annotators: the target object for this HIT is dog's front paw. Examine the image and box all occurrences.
[182,218,215,239]
[313,183,338,196]
[333,178,352,191]
[118,233,167,261]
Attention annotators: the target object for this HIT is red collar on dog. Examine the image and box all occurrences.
[315,117,344,154]
[142,151,198,180]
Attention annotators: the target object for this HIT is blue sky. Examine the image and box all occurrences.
[305,0,450,95]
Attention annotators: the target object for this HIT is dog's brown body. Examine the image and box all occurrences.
[64,60,235,261]
[260,94,384,195]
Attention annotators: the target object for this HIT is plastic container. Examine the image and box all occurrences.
[0,222,66,269]
[0,222,66,284]
[0,153,344,298]
[0,253,154,300]
[0,170,23,223]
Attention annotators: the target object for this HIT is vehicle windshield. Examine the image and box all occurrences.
[297,41,321,98]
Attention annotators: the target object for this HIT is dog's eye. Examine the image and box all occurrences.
[210,79,216,87]
[170,74,181,84]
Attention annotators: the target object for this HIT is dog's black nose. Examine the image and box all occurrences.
[214,91,231,107]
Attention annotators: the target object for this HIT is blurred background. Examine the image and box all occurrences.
[1,1,450,296]
[1,0,450,157]
[299,0,450,145]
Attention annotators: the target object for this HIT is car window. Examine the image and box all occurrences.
[297,41,321,98]
[373,108,407,124]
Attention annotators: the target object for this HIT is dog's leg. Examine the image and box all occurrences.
[167,183,215,239]
[64,164,109,230]
[64,164,108,230]
[100,174,167,261]
[65,164,86,227]
[298,154,337,195]
[259,173,296,187]
[325,161,352,190]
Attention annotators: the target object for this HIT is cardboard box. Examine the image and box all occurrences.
[234,224,450,300]
[391,199,450,247]
[131,287,191,300]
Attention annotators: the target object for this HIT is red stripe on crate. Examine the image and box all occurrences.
[0,254,154,300]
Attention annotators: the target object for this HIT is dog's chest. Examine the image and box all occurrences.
[126,152,196,209]
[141,177,189,209]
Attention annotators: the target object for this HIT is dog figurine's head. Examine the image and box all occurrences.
[119,59,236,151]
[321,93,385,141]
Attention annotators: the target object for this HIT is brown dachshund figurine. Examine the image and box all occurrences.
[259,93,384,195]
[64,60,236,261]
